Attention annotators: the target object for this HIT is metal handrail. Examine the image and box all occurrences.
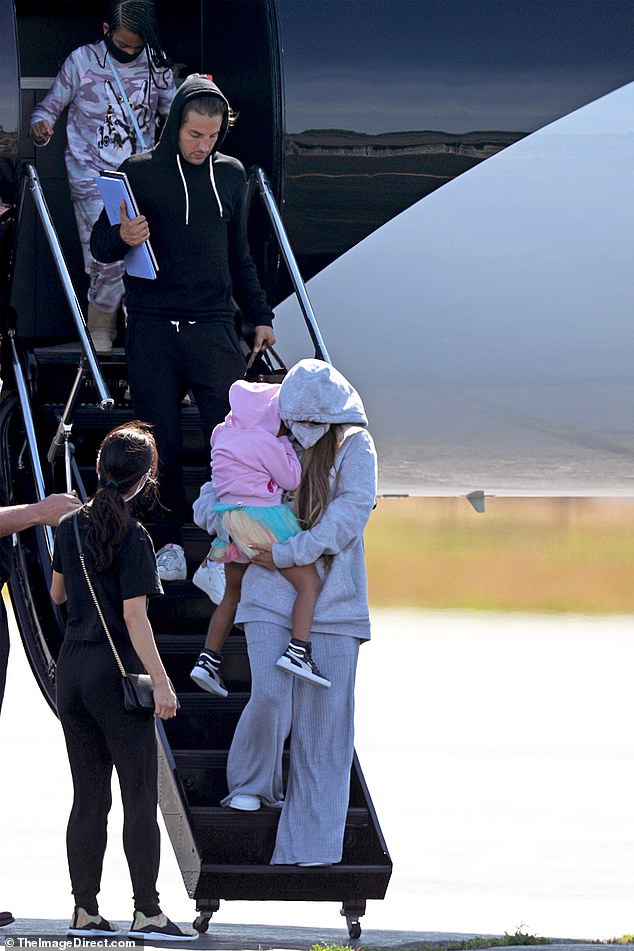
[9,332,54,561]
[252,167,331,364]
[24,164,114,411]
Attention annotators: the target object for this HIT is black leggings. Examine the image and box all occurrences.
[0,599,9,717]
[56,640,161,916]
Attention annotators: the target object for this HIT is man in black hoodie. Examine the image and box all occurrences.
[91,75,275,582]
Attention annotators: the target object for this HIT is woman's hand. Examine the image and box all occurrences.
[153,680,178,719]
[250,543,275,569]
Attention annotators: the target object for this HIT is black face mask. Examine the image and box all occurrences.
[104,33,144,64]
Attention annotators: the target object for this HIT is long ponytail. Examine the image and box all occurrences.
[84,422,158,571]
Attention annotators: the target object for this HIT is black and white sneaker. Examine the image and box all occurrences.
[276,642,331,688]
[190,650,228,698]
[128,911,199,942]
[67,907,123,937]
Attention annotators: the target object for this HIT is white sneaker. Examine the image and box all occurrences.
[193,558,226,604]
[229,794,260,811]
[156,543,187,582]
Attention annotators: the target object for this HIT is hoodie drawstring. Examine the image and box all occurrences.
[209,160,223,218]
[176,153,223,225]
[176,153,189,225]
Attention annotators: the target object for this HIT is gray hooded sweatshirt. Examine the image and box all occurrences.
[233,359,378,640]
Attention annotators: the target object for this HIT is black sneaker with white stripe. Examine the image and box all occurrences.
[275,641,331,688]
[190,649,228,697]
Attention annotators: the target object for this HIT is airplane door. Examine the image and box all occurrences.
[0,0,21,307]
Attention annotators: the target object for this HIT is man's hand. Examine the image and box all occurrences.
[36,492,81,526]
[31,119,53,146]
[253,325,276,353]
[250,543,275,570]
[119,200,150,247]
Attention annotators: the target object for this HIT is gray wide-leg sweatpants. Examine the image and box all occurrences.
[223,622,360,865]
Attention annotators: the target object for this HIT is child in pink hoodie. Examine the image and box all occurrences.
[190,380,330,695]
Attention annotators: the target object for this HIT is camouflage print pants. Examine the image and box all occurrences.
[72,193,125,312]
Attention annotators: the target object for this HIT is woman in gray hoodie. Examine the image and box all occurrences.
[205,358,377,865]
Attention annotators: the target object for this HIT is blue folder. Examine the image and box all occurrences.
[97,170,158,280]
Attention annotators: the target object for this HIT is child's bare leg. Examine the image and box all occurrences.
[276,565,330,688]
[204,562,248,651]
[279,564,322,642]
[192,562,247,697]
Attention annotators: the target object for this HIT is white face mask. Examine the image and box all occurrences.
[124,470,150,502]
[287,421,330,449]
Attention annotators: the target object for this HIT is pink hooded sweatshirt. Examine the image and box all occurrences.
[210,380,302,506]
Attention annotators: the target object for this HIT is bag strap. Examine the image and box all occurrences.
[104,42,148,151]
[72,513,129,678]
[245,345,287,375]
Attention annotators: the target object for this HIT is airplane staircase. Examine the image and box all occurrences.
[3,164,392,942]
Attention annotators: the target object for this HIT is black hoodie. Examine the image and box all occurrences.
[90,75,273,325]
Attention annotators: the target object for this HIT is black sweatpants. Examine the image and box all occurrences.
[125,318,246,548]
[56,640,161,916]
[0,598,8,717]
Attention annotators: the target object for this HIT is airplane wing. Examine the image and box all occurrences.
[273,80,634,498]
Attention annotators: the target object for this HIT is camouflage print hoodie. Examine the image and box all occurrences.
[29,40,175,202]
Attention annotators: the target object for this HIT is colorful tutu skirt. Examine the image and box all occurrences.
[210,502,301,563]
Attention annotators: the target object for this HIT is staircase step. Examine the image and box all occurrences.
[156,632,251,692]
[148,577,214,634]
[33,345,130,404]
[174,748,280,807]
[188,806,371,866]
[38,403,208,456]
[191,863,392,901]
[172,749,368,809]
[163,693,250,749]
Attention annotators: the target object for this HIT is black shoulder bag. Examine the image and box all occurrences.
[72,513,155,713]
[244,346,287,384]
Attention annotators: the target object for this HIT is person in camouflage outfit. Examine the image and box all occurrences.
[29,0,175,354]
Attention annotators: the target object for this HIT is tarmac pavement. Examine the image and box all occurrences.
[3,603,634,945]
[0,918,617,950]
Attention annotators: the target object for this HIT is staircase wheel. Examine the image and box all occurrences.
[193,915,211,934]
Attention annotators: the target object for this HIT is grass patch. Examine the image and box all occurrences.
[310,927,550,951]
[365,497,634,613]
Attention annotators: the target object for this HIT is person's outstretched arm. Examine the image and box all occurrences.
[0,493,80,538]
[29,52,80,145]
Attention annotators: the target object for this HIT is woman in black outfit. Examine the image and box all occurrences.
[50,422,197,943]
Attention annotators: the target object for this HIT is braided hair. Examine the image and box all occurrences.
[84,421,158,571]
[105,0,170,67]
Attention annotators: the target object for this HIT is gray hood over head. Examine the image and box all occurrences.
[278,359,368,427]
